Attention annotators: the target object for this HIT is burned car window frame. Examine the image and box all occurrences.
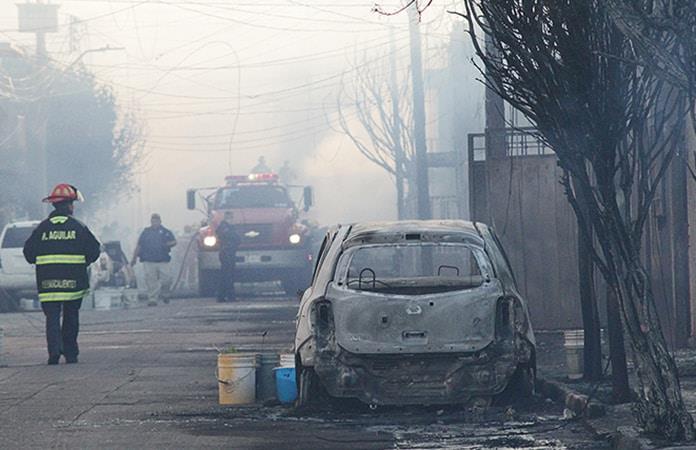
[333,242,494,295]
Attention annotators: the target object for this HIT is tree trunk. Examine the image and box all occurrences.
[606,284,631,403]
[614,258,695,440]
[577,219,603,381]
[396,172,405,220]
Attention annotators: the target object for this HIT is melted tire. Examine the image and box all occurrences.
[495,364,536,406]
[296,366,319,409]
[296,366,334,411]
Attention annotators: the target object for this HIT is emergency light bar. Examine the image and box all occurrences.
[225,173,279,185]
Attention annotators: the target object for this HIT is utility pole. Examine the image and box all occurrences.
[17,1,59,215]
[389,29,406,220]
[408,5,431,220]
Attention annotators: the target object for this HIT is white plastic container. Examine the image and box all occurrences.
[94,288,122,310]
[19,298,40,311]
[563,329,584,379]
[217,353,257,405]
[278,353,295,368]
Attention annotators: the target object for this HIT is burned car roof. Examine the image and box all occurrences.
[342,220,484,248]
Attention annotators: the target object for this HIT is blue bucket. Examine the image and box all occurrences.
[273,367,297,404]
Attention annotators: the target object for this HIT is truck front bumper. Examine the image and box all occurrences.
[199,248,311,272]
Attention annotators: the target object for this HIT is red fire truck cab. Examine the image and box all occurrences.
[187,173,314,297]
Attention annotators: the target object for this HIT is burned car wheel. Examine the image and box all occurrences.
[297,366,330,409]
[510,364,536,397]
[496,363,536,405]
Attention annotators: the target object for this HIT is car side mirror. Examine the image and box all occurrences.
[303,186,313,212]
[187,190,196,210]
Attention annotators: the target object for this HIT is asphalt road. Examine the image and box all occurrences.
[0,294,609,449]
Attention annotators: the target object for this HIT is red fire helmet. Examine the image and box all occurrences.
[42,184,84,204]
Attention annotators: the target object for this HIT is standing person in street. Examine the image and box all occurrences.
[251,155,271,173]
[23,184,101,365]
[131,213,177,306]
[216,211,241,302]
[278,160,296,185]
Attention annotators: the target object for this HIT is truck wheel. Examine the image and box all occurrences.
[198,269,219,297]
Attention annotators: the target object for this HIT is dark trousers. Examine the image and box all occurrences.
[41,299,82,360]
[217,255,237,301]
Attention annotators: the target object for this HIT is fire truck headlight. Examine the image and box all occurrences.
[203,235,217,247]
[289,233,302,245]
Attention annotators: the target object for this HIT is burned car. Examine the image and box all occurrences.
[294,221,535,407]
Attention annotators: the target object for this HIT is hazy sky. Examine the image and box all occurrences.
[0,0,479,241]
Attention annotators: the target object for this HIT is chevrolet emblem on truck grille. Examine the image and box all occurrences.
[244,230,260,238]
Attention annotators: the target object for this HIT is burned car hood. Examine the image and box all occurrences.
[325,281,503,355]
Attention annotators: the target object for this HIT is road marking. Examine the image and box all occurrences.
[81,329,154,335]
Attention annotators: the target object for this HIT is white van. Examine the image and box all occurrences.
[0,220,40,298]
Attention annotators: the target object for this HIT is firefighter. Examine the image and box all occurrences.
[23,184,101,365]
[251,156,271,174]
[216,211,241,302]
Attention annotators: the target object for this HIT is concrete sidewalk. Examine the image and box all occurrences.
[535,331,696,449]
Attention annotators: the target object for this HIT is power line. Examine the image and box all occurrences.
[0,1,150,33]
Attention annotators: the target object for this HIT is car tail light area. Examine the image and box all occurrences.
[313,299,334,343]
[496,297,514,339]
[495,296,529,339]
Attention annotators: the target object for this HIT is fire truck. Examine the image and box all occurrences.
[186,173,315,296]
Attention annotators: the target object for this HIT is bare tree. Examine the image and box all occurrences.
[607,2,696,185]
[459,0,695,440]
[607,2,696,117]
[337,48,415,219]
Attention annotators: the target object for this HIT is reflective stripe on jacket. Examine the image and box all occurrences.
[23,212,101,302]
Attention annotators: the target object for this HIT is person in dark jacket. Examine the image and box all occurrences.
[23,184,101,365]
[216,211,241,302]
[131,213,177,306]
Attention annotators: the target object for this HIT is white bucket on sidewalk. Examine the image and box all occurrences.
[94,288,122,310]
[19,298,40,311]
[217,353,257,405]
[278,353,295,368]
[563,329,584,379]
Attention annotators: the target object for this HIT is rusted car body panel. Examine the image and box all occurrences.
[295,220,535,406]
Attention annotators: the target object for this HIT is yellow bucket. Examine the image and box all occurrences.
[217,353,256,405]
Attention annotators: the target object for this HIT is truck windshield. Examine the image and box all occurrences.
[215,186,291,209]
[340,243,486,295]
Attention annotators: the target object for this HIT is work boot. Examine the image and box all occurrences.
[47,356,59,365]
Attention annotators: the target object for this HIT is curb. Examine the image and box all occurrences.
[536,378,605,419]
[537,378,659,450]
[609,426,653,450]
